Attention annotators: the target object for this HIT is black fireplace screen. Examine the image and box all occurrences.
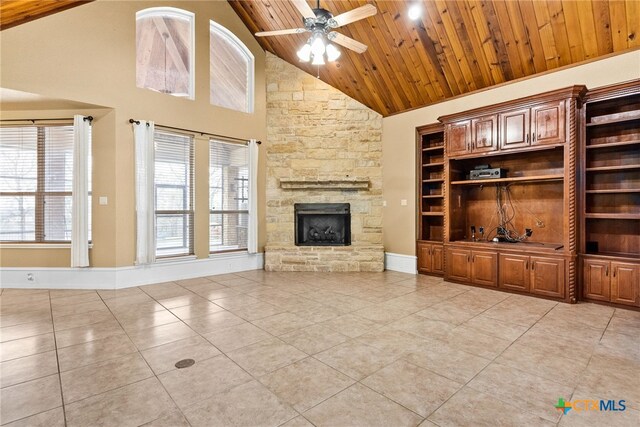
[294,203,351,246]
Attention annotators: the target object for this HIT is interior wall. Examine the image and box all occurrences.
[382,50,640,256]
[0,0,267,268]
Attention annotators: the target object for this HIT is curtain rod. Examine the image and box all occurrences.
[1,116,93,123]
[129,118,261,144]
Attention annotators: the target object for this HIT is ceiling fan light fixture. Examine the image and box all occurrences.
[326,43,341,61]
[311,35,326,57]
[311,53,326,65]
[297,43,312,62]
[408,4,422,20]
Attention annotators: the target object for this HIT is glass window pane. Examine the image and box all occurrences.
[44,126,74,192]
[209,212,248,252]
[44,195,72,241]
[157,213,192,257]
[0,195,35,241]
[0,127,38,192]
[136,8,194,99]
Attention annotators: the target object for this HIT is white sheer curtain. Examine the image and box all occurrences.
[134,120,156,264]
[71,115,90,268]
[247,139,259,254]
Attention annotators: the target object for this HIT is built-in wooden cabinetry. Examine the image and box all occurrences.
[580,80,640,308]
[416,124,445,275]
[417,82,639,308]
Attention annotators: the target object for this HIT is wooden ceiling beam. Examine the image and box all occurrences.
[0,0,92,30]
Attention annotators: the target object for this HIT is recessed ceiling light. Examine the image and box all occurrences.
[408,4,422,20]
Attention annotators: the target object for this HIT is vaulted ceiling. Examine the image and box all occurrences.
[231,0,639,116]
[1,1,638,117]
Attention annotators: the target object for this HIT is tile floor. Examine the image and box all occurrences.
[1,271,638,426]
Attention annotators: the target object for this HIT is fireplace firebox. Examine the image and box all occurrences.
[294,203,351,246]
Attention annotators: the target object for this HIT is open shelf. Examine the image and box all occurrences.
[586,112,640,127]
[585,213,640,220]
[585,189,640,194]
[585,139,640,150]
[422,195,444,199]
[422,146,444,152]
[422,212,444,217]
[586,164,640,172]
[422,162,445,167]
[451,174,564,185]
[422,178,444,183]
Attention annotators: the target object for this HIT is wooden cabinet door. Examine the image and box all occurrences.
[582,259,610,301]
[530,256,565,298]
[499,108,530,150]
[499,253,530,291]
[471,115,498,153]
[417,242,432,273]
[431,244,445,274]
[531,100,566,146]
[446,120,472,157]
[446,248,471,282]
[611,262,639,306]
[471,251,498,287]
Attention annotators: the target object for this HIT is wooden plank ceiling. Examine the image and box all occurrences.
[231,0,640,116]
[0,0,92,30]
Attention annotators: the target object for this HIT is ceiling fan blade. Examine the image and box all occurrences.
[329,4,377,28]
[255,28,306,37]
[291,0,316,20]
[329,32,368,54]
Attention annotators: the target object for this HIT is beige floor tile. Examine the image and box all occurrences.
[0,308,52,328]
[0,350,58,388]
[175,276,213,287]
[356,328,425,358]
[183,380,298,427]
[96,287,145,300]
[442,325,513,359]
[64,377,177,427]
[203,322,273,353]
[251,312,315,336]
[598,330,640,363]
[259,357,354,412]
[362,359,462,417]
[52,309,114,331]
[141,335,221,375]
[229,301,286,321]
[303,383,423,427]
[117,309,179,332]
[141,409,191,427]
[383,293,439,312]
[211,294,262,310]
[183,311,246,334]
[0,333,55,362]
[287,303,344,323]
[54,319,125,348]
[127,321,197,350]
[169,301,225,320]
[461,314,529,341]
[51,300,108,318]
[49,292,100,307]
[139,283,188,300]
[103,293,156,311]
[0,374,62,424]
[61,352,153,403]
[199,287,245,300]
[606,315,640,337]
[158,354,253,408]
[157,293,207,310]
[315,340,399,381]
[415,302,479,325]
[352,304,413,324]
[280,324,349,354]
[2,406,65,427]
[0,320,53,343]
[0,301,51,318]
[403,338,492,384]
[576,353,640,411]
[226,337,307,377]
[558,393,640,426]
[0,289,49,297]
[0,293,50,308]
[57,334,137,372]
[320,313,381,338]
[386,315,454,340]
[181,281,226,294]
[428,387,554,426]
[280,416,315,427]
[49,289,96,299]
[467,362,575,422]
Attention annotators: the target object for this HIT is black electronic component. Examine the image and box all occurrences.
[469,168,507,180]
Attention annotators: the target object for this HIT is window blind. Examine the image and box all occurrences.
[0,124,91,242]
[154,128,194,258]
[209,138,249,253]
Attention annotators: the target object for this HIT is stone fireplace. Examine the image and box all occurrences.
[264,53,384,272]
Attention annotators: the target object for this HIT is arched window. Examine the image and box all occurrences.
[136,7,195,99]
[210,21,254,113]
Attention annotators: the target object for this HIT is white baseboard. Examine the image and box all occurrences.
[0,252,264,290]
[384,252,417,275]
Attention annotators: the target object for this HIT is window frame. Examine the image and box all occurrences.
[136,7,196,100]
[209,138,250,254]
[209,20,255,113]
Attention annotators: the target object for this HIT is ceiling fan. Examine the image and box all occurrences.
[255,0,377,65]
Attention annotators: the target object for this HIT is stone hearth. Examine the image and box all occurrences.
[264,53,384,272]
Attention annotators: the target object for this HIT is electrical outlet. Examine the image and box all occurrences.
[27,273,35,282]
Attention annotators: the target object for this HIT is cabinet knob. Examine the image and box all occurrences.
[605,266,609,276]
[533,133,536,142]
[526,134,530,143]
[531,261,535,270]
[525,260,529,270]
